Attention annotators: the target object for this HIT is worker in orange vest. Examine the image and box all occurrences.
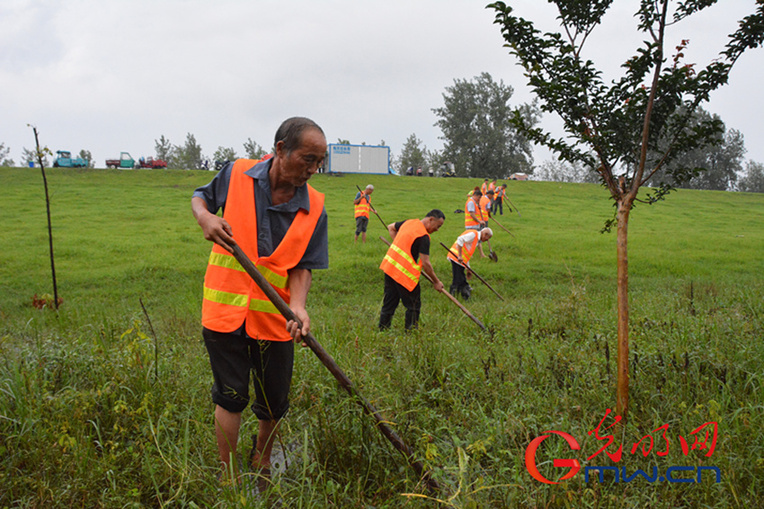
[379,210,446,330]
[447,228,493,299]
[464,187,487,230]
[192,117,328,485]
[353,184,375,243]
[493,183,507,215]
[480,190,493,221]
[481,178,489,196]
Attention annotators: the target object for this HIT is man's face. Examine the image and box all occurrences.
[425,217,444,234]
[276,128,327,186]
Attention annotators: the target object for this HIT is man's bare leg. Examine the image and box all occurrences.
[214,405,242,482]
[251,419,279,471]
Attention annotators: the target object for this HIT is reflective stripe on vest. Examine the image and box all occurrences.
[464,197,484,227]
[354,193,370,218]
[447,230,479,265]
[379,219,428,291]
[480,195,491,216]
[201,158,325,340]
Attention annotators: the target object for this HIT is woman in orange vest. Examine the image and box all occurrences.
[447,228,493,299]
[353,184,374,243]
[379,210,445,330]
[192,117,328,485]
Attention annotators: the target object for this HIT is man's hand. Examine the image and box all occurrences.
[286,307,310,347]
[433,280,445,292]
[192,196,236,252]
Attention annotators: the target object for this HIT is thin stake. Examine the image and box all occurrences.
[379,236,487,332]
[230,244,441,494]
[439,242,505,301]
[32,126,59,310]
[140,298,159,383]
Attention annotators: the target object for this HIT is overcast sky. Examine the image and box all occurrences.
[2,0,762,169]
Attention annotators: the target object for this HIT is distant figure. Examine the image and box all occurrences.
[480,190,493,221]
[493,183,507,215]
[416,167,423,176]
[354,184,375,243]
[428,167,434,177]
[406,167,413,176]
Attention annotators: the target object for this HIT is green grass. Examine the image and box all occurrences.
[0,167,762,508]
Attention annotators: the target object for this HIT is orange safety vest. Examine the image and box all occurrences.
[447,230,480,265]
[354,192,371,218]
[379,219,428,291]
[479,195,492,217]
[481,182,488,195]
[464,197,484,228]
[495,187,505,199]
[202,159,325,341]
[489,182,496,194]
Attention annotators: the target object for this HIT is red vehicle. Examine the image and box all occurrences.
[137,157,168,169]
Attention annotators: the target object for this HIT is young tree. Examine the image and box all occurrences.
[397,133,426,175]
[243,138,267,159]
[433,72,539,178]
[154,135,174,162]
[490,0,764,417]
[172,133,204,170]
[737,161,764,193]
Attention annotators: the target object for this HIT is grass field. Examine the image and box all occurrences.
[0,166,762,508]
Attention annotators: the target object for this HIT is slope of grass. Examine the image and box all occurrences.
[0,167,762,508]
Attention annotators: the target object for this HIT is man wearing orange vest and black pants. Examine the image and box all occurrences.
[192,117,328,486]
[379,210,446,330]
[353,184,374,243]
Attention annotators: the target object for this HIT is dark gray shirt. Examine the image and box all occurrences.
[193,159,329,270]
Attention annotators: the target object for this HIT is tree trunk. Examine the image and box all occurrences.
[615,199,631,418]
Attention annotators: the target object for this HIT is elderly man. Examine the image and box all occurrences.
[191,117,328,484]
[353,184,375,243]
[447,227,493,300]
[379,210,446,330]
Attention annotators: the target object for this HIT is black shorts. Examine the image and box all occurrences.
[355,216,369,234]
[203,326,294,420]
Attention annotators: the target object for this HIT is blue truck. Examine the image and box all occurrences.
[53,150,89,168]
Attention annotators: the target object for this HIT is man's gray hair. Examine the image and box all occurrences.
[275,117,325,154]
[366,184,374,190]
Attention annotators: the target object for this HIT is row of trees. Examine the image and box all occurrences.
[394,73,762,192]
[0,143,94,168]
[153,134,269,170]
